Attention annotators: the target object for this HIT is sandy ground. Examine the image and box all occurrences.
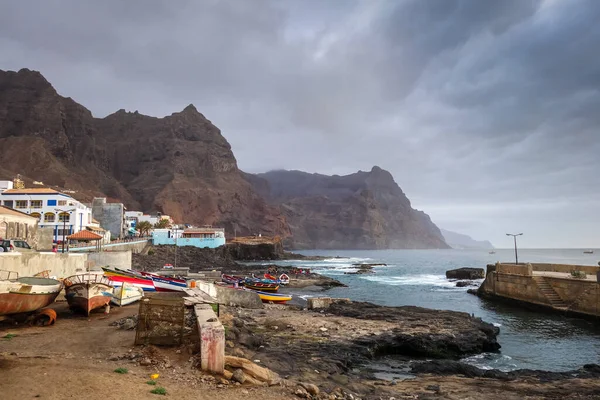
[0,302,295,400]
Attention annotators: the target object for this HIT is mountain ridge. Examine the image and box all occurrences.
[440,228,494,249]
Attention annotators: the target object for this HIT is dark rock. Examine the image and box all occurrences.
[232,368,246,384]
[425,384,440,392]
[446,268,484,280]
[455,281,475,287]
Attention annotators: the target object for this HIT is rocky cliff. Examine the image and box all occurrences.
[250,168,449,249]
[0,68,289,237]
[440,229,495,249]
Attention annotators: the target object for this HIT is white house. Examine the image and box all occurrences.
[0,188,93,243]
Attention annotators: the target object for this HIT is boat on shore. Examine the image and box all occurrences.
[244,278,279,292]
[63,273,113,316]
[253,290,292,304]
[111,282,144,306]
[222,274,244,285]
[102,267,156,292]
[0,272,62,316]
[139,271,187,292]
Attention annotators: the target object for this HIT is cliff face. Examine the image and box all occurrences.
[250,168,449,249]
[0,68,289,237]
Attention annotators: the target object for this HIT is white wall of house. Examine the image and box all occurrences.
[0,190,93,243]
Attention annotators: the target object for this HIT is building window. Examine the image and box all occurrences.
[3,200,13,208]
[30,212,41,221]
[58,212,70,223]
[15,200,28,209]
[58,200,67,206]
[47,199,57,206]
[30,200,42,208]
[44,212,55,223]
[57,228,72,237]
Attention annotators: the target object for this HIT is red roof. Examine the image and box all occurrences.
[67,230,103,240]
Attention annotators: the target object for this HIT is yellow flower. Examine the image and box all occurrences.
[150,374,159,380]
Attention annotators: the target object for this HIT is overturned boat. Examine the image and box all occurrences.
[0,271,62,316]
[111,282,144,306]
[102,267,156,292]
[64,273,113,316]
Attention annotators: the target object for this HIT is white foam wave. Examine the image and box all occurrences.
[361,274,458,288]
[493,322,502,327]
[322,257,372,263]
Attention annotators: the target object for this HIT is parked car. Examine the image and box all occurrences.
[0,239,34,253]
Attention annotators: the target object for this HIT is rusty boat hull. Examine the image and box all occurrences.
[0,277,62,316]
[64,274,113,316]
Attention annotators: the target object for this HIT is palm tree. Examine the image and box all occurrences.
[136,221,153,237]
[154,219,171,229]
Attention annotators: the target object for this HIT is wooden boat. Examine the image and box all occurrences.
[139,271,187,292]
[279,273,290,285]
[222,274,244,285]
[111,282,144,306]
[102,267,156,292]
[254,290,292,304]
[64,273,113,316]
[244,279,279,293]
[0,272,62,316]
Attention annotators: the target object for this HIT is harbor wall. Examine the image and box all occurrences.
[69,239,149,253]
[195,280,263,309]
[531,263,600,275]
[480,265,600,317]
[0,252,87,278]
[87,251,131,270]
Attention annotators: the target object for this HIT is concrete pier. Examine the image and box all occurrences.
[478,262,600,318]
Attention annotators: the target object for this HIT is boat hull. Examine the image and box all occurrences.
[65,282,113,316]
[244,281,279,292]
[103,268,156,291]
[111,283,144,306]
[254,290,292,304]
[0,277,62,316]
[140,273,187,292]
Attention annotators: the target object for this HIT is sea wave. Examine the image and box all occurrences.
[361,274,460,288]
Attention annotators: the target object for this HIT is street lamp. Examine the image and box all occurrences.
[506,233,523,264]
[55,208,76,253]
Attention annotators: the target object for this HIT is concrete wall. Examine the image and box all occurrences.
[195,304,224,374]
[0,252,87,278]
[69,239,149,253]
[496,263,533,276]
[195,280,263,309]
[36,226,54,250]
[531,263,600,275]
[92,198,125,239]
[480,271,600,317]
[87,251,131,270]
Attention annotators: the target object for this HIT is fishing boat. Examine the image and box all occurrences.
[102,267,156,292]
[244,278,279,293]
[222,274,244,285]
[489,251,496,254]
[139,272,187,292]
[0,271,62,316]
[584,250,594,254]
[111,282,144,306]
[63,273,113,316]
[279,273,290,285]
[253,290,292,304]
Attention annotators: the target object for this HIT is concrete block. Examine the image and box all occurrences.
[195,304,224,374]
[307,297,351,310]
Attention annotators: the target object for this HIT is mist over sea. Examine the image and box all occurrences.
[261,248,600,371]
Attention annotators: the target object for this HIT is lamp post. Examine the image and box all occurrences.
[506,233,523,264]
[174,227,179,269]
[56,208,76,253]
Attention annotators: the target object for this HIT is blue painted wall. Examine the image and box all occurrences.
[152,231,225,248]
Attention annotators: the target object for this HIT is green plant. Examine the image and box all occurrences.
[210,303,219,314]
[146,380,157,386]
[150,387,167,395]
[2,333,17,340]
[154,219,171,229]
[147,249,155,256]
[113,367,129,374]
[570,270,587,279]
[136,221,153,236]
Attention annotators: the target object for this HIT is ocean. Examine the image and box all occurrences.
[261,248,600,372]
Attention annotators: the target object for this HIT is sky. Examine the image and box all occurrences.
[1,0,599,248]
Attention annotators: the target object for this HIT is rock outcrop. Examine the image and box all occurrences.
[249,168,449,249]
[0,68,289,237]
[446,268,485,280]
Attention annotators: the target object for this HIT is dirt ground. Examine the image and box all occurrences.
[0,302,295,400]
[2,301,600,400]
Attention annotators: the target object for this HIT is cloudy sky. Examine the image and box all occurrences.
[1,0,599,248]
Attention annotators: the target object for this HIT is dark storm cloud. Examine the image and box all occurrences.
[0,0,598,247]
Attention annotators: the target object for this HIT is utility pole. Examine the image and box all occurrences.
[174,227,178,269]
[56,208,75,253]
[506,233,523,264]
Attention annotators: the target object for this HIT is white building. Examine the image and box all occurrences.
[0,188,93,243]
[0,180,14,192]
[125,211,172,228]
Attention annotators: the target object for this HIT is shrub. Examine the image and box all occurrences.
[570,270,587,279]
[113,367,128,374]
[150,387,167,395]
[148,249,155,256]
